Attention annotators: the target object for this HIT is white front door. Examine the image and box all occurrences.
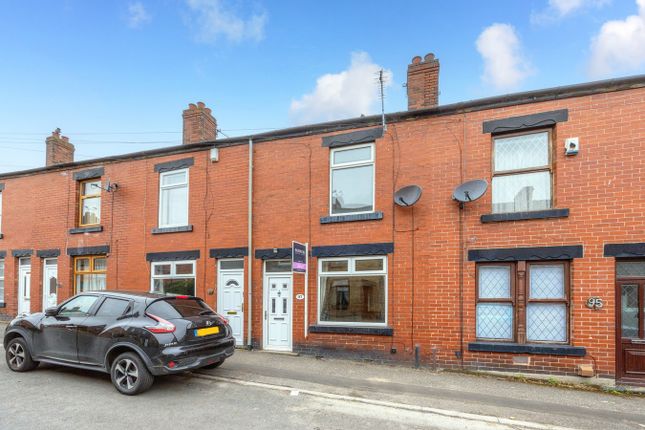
[264,275,292,351]
[217,262,244,346]
[18,258,31,315]
[43,258,58,311]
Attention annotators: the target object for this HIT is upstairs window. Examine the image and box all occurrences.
[151,260,196,296]
[0,190,3,234]
[159,169,189,228]
[330,144,374,215]
[318,256,387,326]
[79,180,101,226]
[492,131,552,213]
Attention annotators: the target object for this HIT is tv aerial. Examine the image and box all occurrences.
[452,179,487,204]
[394,185,422,207]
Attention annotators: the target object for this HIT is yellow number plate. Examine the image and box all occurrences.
[195,326,220,337]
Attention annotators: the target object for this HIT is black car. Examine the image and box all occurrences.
[3,291,235,395]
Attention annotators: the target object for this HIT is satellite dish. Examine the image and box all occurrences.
[394,185,422,207]
[452,179,488,203]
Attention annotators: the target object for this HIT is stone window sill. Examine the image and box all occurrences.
[481,208,569,223]
[309,325,393,336]
[320,211,383,224]
[69,226,103,234]
[468,342,586,357]
[152,225,193,234]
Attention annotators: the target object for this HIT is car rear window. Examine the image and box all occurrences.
[146,298,214,319]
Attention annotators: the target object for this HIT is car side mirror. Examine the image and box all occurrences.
[45,307,58,317]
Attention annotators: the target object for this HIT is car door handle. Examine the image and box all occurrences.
[65,324,77,330]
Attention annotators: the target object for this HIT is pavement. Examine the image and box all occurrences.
[195,349,645,430]
[0,317,643,430]
[2,341,645,430]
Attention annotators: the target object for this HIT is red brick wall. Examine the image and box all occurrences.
[1,86,643,378]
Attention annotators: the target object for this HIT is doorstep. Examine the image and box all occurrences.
[255,349,300,357]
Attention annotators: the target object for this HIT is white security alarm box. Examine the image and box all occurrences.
[565,137,579,156]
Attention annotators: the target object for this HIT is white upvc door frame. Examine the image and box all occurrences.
[217,259,245,346]
[262,263,293,352]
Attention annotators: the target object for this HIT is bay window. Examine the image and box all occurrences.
[159,169,189,228]
[151,260,196,296]
[330,144,375,215]
[492,131,552,213]
[318,256,386,326]
[476,261,569,343]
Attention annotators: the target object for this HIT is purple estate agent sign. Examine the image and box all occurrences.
[292,241,307,273]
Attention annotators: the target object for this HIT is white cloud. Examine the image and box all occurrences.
[127,2,151,29]
[531,0,609,24]
[185,0,267,44]
[476,24,533,91]
[289,52,392,125]
[588,0,645,78]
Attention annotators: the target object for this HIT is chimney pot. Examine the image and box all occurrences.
[407,52,440,110]
[182,102,217,144]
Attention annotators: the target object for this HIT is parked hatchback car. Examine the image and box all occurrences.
[4,291,235,395]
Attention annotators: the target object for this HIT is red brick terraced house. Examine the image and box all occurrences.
[1,53,644,384]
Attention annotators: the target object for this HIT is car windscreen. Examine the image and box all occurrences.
[146,298,215,319]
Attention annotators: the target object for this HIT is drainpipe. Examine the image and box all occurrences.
[247,138,253,349]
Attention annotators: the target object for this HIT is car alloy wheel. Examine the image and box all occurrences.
[114,358,139,391]
[8,342,26,370]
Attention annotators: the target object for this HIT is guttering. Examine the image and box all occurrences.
[247,138,253,349]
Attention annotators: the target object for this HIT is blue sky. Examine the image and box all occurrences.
[1,0,644,173]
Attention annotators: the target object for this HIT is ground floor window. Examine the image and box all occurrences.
[74,255,107,293]
[476,261,569,343]
[0,258,4,303]
[151,260,196,296]
[318,256,387,326]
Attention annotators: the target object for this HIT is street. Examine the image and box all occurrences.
[2,348,645,430]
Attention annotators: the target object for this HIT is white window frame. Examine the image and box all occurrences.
[0,190,3,235]
[0,258,4,304]
[158,168,189,228]
[150,260,196,296]
[329,143,376,216]
[317,255,388,327]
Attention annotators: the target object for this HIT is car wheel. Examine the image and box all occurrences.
[6,337,38,372]
[201,359,225,370]
[110,352,154,395]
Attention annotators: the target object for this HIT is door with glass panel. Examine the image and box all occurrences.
[42,258,58,311]
[617,261,645,383]
[265,275,292,351]
[17,258,31,315]
[217,259,244,346]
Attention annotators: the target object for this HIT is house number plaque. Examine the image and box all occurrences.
[586,297,603,310]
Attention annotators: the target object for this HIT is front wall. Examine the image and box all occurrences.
[1,86,644,378]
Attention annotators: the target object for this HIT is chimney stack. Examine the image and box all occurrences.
[406,53,440,110]
[182,102,217,144]
[45,128,75,166]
